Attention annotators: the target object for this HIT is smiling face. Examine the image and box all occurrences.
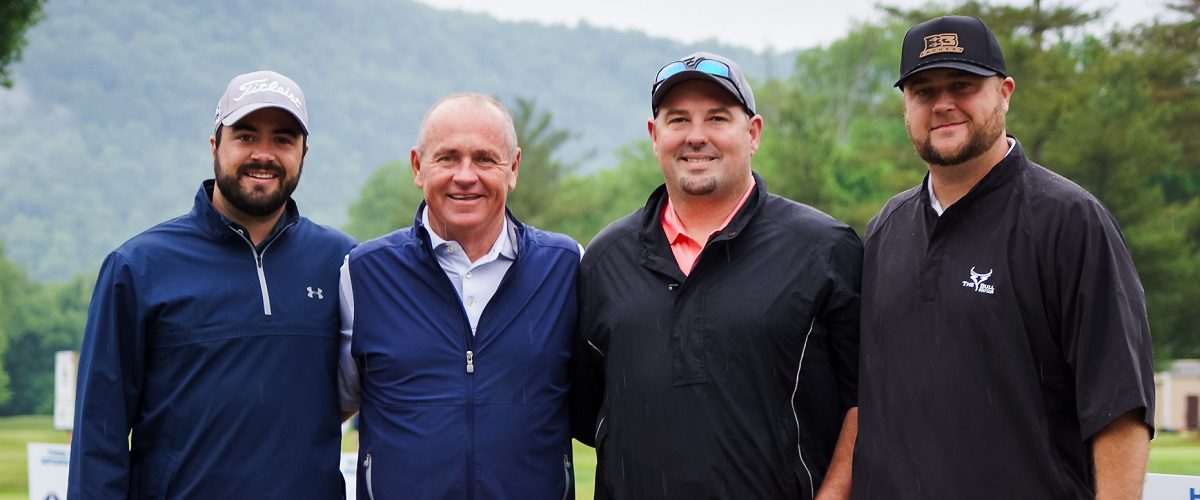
[209,107,306,222]
[648,79,761,203]
[902,68,1013,167]
[411,96,519,245]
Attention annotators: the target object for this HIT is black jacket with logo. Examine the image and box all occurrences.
[854,138,1155,498]
[572,174,861,499]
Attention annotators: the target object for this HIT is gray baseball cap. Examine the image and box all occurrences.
[213,70,308,135]
[651,51,756,117]
[652,51,753,116]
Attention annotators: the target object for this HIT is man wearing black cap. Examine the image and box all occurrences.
[854,16,1154,498]
[68,70,355,498]
[572,52,862,499]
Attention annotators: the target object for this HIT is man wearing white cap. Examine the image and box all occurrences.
[68,70,355,498]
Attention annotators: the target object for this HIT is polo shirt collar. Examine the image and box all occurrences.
[421,205,518,262]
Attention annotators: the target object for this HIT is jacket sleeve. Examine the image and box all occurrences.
[68,252,146,499]
[1054,202,1154,440]
[822,227,863,411]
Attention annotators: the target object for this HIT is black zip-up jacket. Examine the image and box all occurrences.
[572,174,861,499]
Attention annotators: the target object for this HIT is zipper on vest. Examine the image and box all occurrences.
[466,350,475,373]
[561,453,572,500]
[363,452,375,500]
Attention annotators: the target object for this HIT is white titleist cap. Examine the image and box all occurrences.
[213,70,308,134]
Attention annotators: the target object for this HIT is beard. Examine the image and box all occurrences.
[910,100,1006,167]
[679,175,718,196]
[213,157,302,217]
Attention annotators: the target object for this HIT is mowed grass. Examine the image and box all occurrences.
[1149,432,1200,475]
[4,415,1194,498]
[0,415,70,500]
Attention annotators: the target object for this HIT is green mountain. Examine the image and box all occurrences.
[0,0,794,282]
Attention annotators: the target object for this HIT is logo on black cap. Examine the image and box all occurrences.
[895,16,1008,88]
[921,34,964,58]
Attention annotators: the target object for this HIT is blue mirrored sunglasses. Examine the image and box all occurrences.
[654,58,733,85]
[652,57,750,113]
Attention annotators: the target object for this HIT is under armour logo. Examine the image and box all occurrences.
[306,287,324,299]
[961,267,995,294]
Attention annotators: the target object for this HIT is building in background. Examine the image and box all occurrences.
[1156,359,1200,432]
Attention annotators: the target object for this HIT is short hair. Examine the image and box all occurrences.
[414,93,518,159]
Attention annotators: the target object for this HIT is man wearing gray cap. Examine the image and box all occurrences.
[68,70,355,498]
[572,52,861,499]
[854,16,1154,498]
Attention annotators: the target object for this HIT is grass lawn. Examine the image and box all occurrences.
[1149,431,1200,475]
[0,415,69,500]
[5,414,1194,499]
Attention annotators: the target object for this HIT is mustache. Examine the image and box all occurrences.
[676,145,720,156]
[237,161,285,177]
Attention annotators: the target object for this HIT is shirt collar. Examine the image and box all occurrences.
[422,206,517,262]
[662,177,757,244]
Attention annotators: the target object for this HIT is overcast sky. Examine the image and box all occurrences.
[414,0,1178,51]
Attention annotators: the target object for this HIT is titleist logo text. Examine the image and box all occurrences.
[234,78,303,108]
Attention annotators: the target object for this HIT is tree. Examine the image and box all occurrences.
[0,0,44,87]
[0,274,91,415]
[550,142,664,244]
[505,97,585,230]
[0,244,22,407]
[752,19,917,232]
[342,161,424,242]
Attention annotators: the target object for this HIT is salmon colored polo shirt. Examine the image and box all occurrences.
[660,179,756,275]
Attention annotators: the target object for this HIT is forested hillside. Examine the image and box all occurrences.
[0,0,791,282]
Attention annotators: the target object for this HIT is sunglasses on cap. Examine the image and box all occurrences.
[653,57,750,113]
[655,58,732,84]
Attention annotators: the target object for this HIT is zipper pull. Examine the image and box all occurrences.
[466,350,475,374]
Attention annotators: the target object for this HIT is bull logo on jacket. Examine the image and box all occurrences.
[962,267,995,294]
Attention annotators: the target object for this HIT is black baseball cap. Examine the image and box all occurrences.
[651,51,756,117]
[895,15,1007,88]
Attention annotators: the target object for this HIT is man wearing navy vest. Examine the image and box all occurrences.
[338,93,580,498]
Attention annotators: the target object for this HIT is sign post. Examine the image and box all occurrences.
[53,351,77,432]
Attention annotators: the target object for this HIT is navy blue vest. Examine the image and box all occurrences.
[349,210,579,499]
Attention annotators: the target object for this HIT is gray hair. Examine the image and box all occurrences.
[414,92,518,159]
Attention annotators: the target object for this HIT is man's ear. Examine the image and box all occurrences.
[410,147,425,189]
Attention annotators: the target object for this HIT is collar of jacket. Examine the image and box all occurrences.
[637,172,767,272]
[919,135,1026,214]
[192,179,300,242]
